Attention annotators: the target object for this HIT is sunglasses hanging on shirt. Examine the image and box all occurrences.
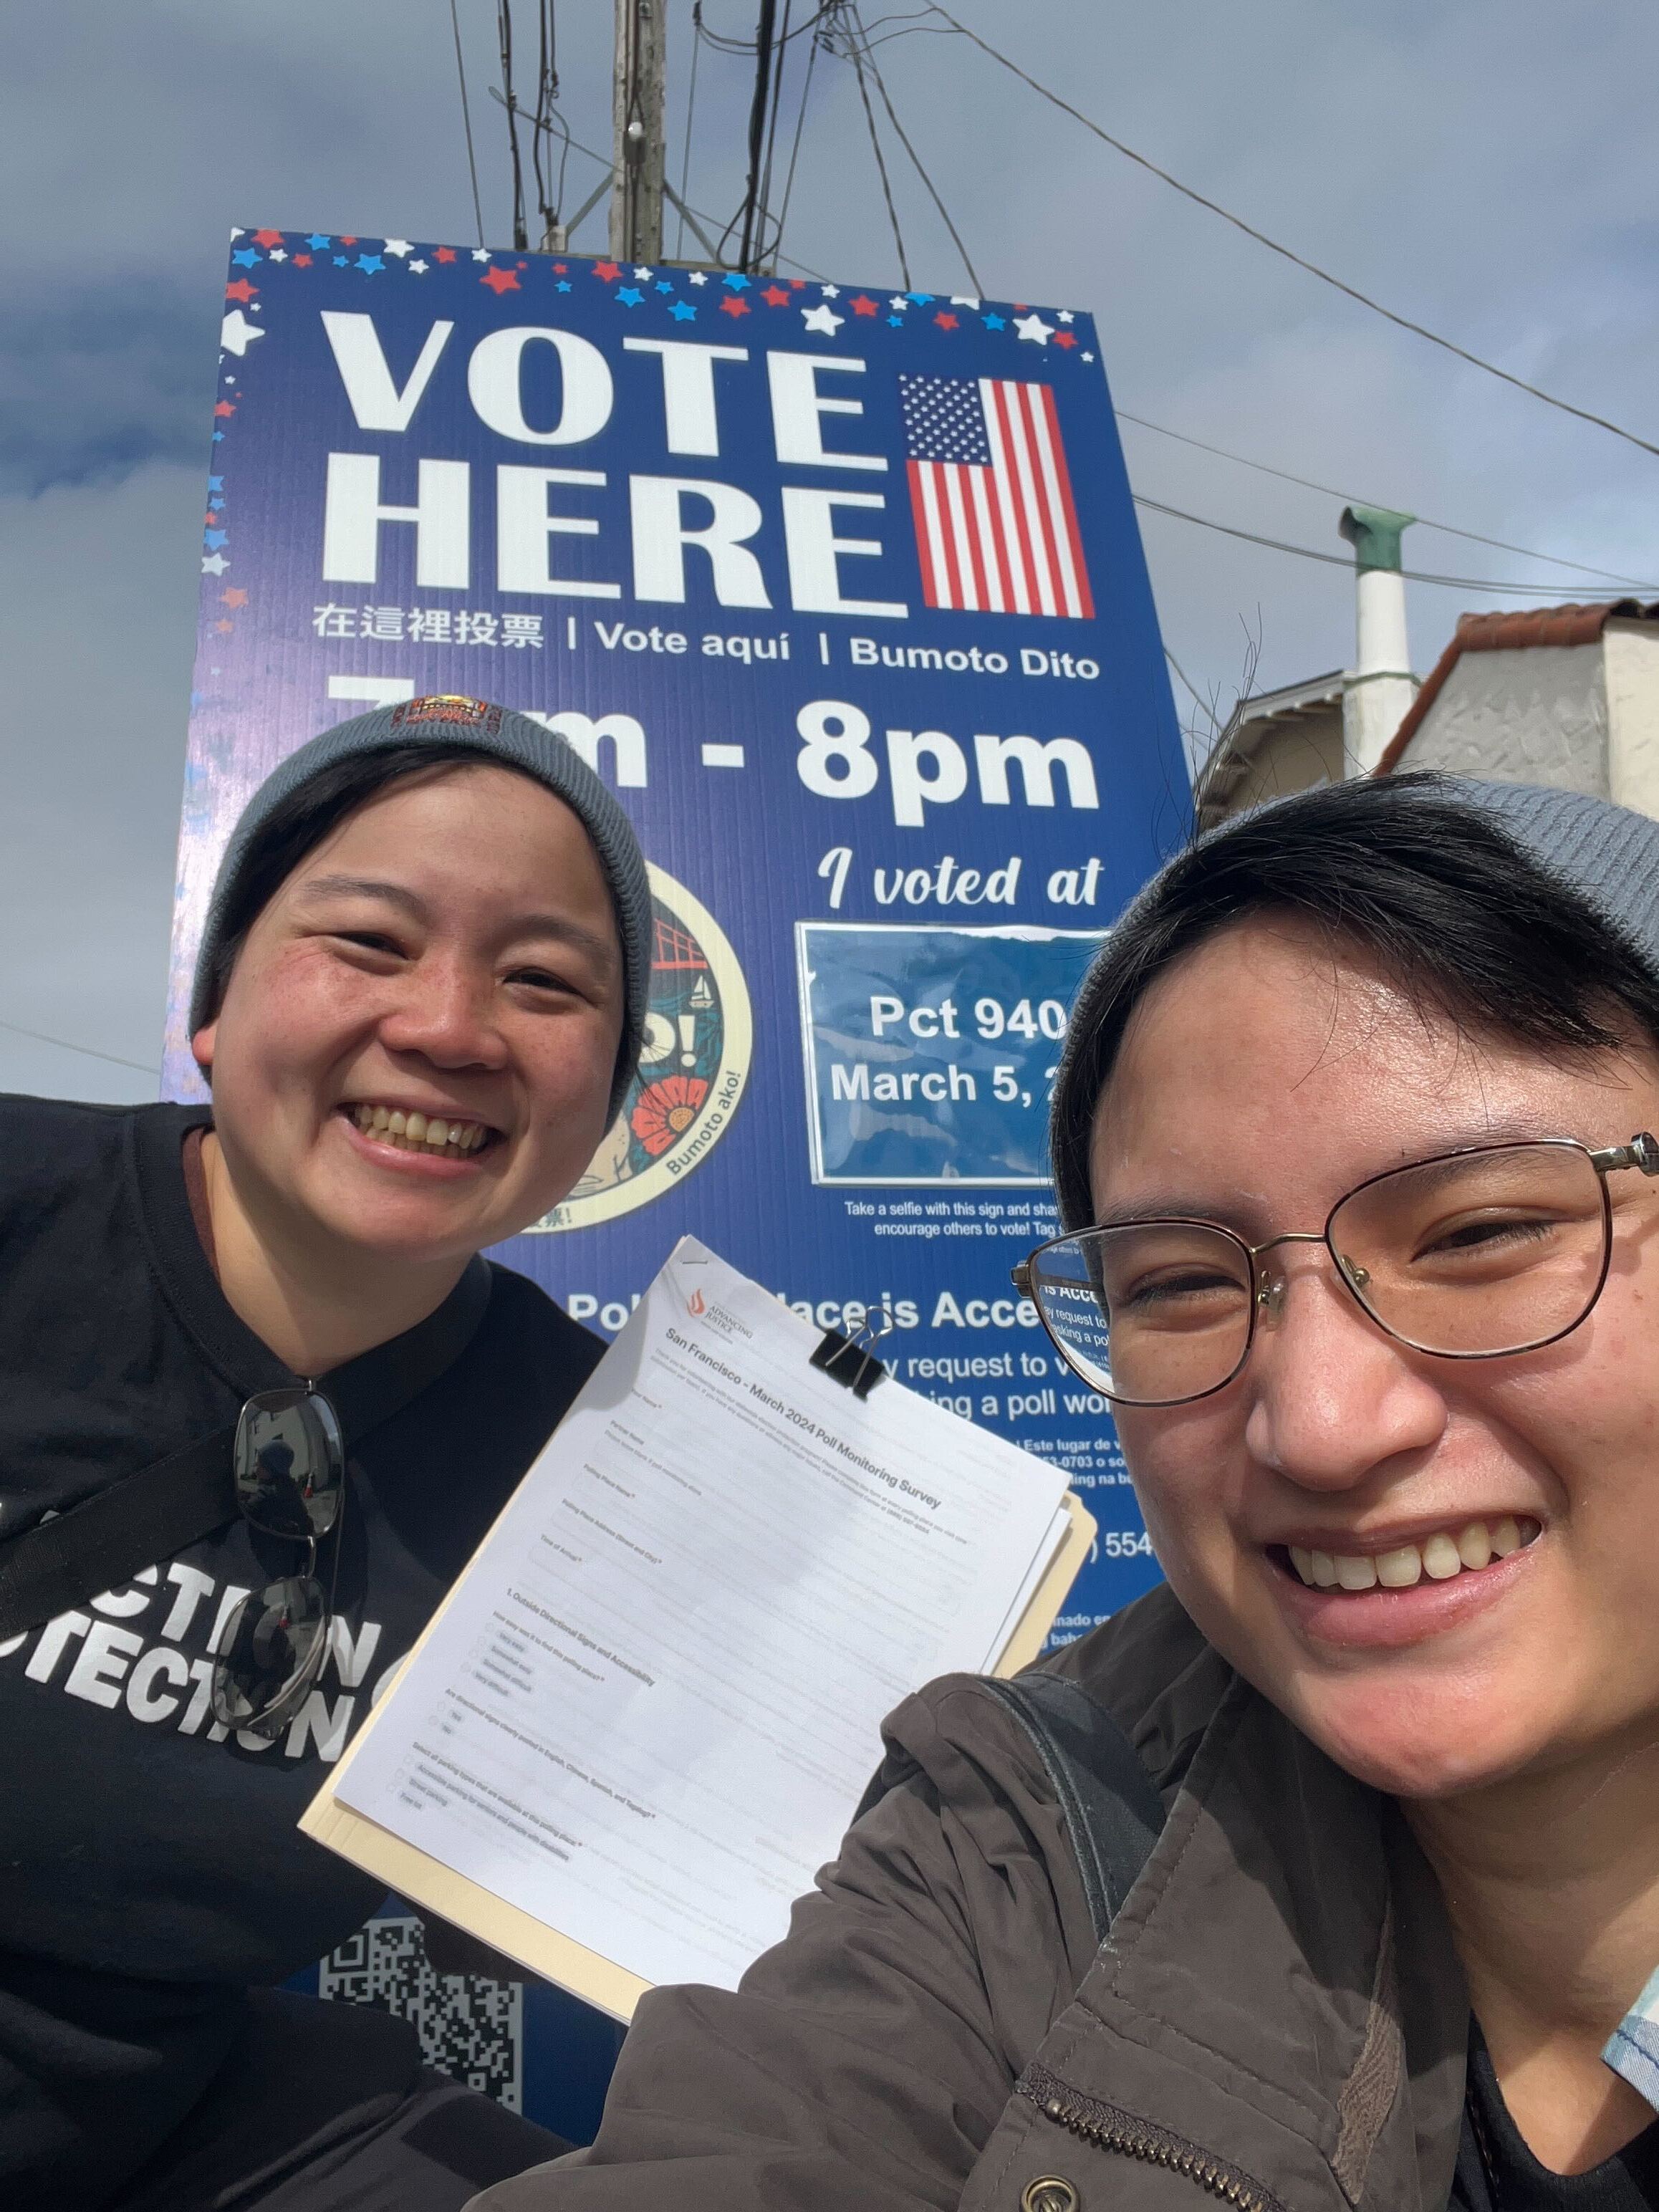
[210,1387,345,1741]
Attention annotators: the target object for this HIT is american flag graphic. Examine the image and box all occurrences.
[900,373,1095,620]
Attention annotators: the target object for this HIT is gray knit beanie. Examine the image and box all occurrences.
[1051,774,1659,1230]
[1463,778,1659,966]
[189,696,653,1124]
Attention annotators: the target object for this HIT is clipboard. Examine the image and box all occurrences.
[300,1246,1100,2024]
[302,1491,1092,2021]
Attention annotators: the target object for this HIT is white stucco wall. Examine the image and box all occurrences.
[1399,644,1607,794]
[1604,620,1659,820]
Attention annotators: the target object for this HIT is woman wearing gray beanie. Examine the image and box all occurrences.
[478,771,1659,2212]
[0,696,653,2210]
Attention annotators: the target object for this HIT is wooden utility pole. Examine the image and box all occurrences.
[610,0,666,263]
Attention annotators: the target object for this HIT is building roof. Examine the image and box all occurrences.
[1376,600,1659,773]
[1193,670,1345,827]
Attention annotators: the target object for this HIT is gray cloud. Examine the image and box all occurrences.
[0,282,218,495]
[0,463,200,1100]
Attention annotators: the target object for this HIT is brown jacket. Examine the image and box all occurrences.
[473,1587,1470,2211]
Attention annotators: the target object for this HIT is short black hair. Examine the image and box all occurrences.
[1050,772,1659,1231]
[198,743,524,1025]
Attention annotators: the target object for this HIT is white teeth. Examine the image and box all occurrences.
[1287,1516,1538,1590]
[1375,1546,1423,1590]
[1421,1532,1463,1582]
[346,1105,489,1155]
[1458,1521,1492,1570]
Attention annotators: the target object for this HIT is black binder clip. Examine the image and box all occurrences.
[809,1307,893,1401]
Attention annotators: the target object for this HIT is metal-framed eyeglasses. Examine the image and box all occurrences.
[1013,1133,1659,1410]
[209,1387,345,1740]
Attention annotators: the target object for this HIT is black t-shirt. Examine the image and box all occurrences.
[0,1096,603,2208]
[1453,2028,1659,2211]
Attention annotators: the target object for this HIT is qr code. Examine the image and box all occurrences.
[319,1916,524,2109]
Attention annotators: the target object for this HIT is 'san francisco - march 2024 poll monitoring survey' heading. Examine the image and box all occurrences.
[168,226,1191,1632]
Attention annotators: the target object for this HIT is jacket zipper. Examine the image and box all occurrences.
[1017,2061,1288,2212]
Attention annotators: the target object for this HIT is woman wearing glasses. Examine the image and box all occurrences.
[486,774,1659,2212]
[0,698,650,2210]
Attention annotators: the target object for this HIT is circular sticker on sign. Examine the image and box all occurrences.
[532,863,753,1233]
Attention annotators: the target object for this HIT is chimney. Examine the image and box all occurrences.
[1340,504,1419,774]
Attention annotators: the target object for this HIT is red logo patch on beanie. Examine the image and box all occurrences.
[390,694,504,733]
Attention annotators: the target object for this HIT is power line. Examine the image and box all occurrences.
[1163,646,1219,733]
[1116,409,1659,590]
[550,2,572,220]
[675,4,705,260]
[527,0,568,242]
[0,1016,158,1078]
[756,0,797,269]
[854,6,958,49]
[703,0,819,266]
[731,2,1656,590]
[843,14,910,284]
[483,14,1654,602]
[693,1,827,54]
[792,9,1653,591]
[769,11,822,272]
[1133,492,1659,596]
[690,4,1658,584]
[928,5,1659,466]
[492,92,832,276]
[529,0,550,234]
[847,4,982,294]
[738,0,782,272]
[448,0,486,248]
[496,0,529,249]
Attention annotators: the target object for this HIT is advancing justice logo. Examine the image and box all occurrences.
[537,863,753,1232]
[683,1281,753,1344]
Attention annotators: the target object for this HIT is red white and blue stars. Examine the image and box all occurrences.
[211,227,1098,359]
[198,227,1100,634]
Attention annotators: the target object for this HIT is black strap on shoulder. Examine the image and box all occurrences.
[980,1670,1168,1944]
[0,1258,494,1640]
[0,1428,238,1643]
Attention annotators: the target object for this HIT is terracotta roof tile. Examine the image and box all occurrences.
[1376,599,1659,773]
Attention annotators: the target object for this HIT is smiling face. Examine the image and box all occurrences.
[1091,915,1659,1802]
[193,761,624,1275]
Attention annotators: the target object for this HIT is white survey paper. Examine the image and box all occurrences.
[335,1236,1071,1992]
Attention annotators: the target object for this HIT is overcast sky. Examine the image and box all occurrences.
[6,0,1658,1100]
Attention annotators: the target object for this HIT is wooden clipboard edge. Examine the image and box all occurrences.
[299,1786,647,2023]
[991,1490,1096,1678]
